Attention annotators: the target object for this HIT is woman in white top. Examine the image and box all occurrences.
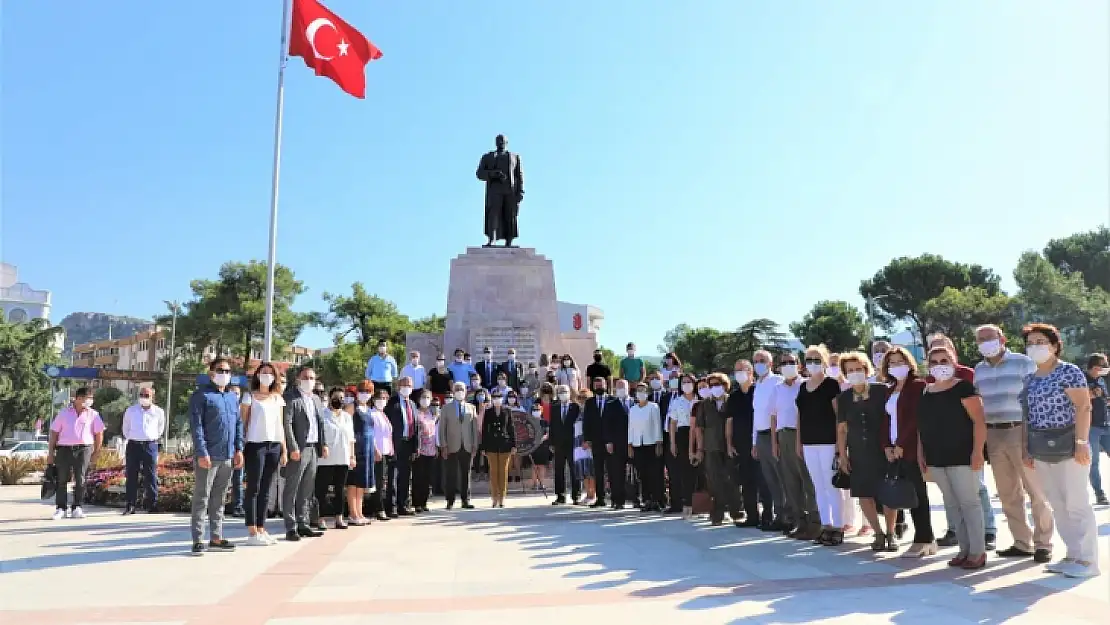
[368,388,394,521]
[313,387,357,530]
[667,373,699,517]
[556,355,581,400]
[627,382,664,512]
[660,352,684,387]
[241,363,286,546]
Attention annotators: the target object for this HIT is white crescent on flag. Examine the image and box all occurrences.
[305,17,337,61]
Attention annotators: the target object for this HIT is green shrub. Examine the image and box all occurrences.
[0,457,45,485]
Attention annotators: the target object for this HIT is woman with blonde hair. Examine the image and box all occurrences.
[797,345,844,545]
[836,351,899,551]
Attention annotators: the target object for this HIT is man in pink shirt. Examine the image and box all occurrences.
[47,387,105,520]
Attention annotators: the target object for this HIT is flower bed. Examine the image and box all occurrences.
[86,457,200,513]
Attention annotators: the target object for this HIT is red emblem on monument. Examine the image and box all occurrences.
[572,312,583,331]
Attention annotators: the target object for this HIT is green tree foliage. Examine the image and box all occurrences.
[1043,226,1110,292]
[920,287,1016,363]
[860,254,1002,347]
[659,318,789,374]
[789,300,867,352]
[313,283,410,347]
[0,318,64,436]
[92,387,129,437]
[1014,251,1110,355]
[311,342,374,387]
[411,314,447,335]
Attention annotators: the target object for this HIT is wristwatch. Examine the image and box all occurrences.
[1077,439,1089,445]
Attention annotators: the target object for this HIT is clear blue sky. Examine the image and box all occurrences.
[3,1,1108,355]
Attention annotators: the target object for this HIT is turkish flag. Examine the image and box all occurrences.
[288,0,382,98]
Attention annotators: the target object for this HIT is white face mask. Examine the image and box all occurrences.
[507,397,517,405]
[508,353,516,360]
[889,365,910,380]
[213,372,232,387]
[419,397,431,408]
[484,353,492,360]
[298,380,315,394]
[373,399,387,410]
[781,364,798,379]
[627,350,635,357]
[411,358,419,365]
[734,371,750,384]
[492,397,503,406]
[1026,344,1054,364]
[929,364,955,381]
[635,392,649,402]
[615,388,628,399]
[139,397,152,408]
[846,371,868,386]
[681,383,695,394]
[753,363,768,377]
[557,392,570,401]
[649,379,662,390]
[498,380,507,387]
[532,410,543,418]
[826,366,841,378]
[805,363,824,376]
[378,347,387,355]
[453,390,467,401]
[398,386,412,397]
[709,386,725,398]
[1100,367,1110,378]
[697,388,711,399]
[668,378,680,389]
[455,356,463,363]
[476,394,487,403]
[357,392,371,403]
[259,373,275,388]
[562,361,571,368]
[977,340,1002,358]
[872,353,886,367]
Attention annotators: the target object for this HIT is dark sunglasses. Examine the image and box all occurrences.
[804,358,822,365]
[780,360,797,366]
[214,368,231,374]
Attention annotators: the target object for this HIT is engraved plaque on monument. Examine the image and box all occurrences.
[471,324,540,364]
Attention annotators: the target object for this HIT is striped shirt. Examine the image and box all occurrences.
[974,350,1035,424]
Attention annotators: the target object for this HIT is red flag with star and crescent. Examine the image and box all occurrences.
[288,0,382,98]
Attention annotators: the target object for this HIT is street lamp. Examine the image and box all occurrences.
[163,300,178,451]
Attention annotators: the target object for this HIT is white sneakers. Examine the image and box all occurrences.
[246,532,278,546]
[1046,558,1100,578]
[71,507,86,519]
[52,508,66,520]
[52,507,85,520]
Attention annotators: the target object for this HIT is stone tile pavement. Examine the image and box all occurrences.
[0,479,1108,624]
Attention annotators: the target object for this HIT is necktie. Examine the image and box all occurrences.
[562,404,567,423]
[405,401,414,435]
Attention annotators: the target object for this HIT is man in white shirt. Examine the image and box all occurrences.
[401,351,427,390]
[122,387,165,514]
[770,353,821,539]
[751,349,786,531]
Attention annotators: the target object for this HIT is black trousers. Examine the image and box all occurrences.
[314,464,348,517]
[735,452,769,520]
[632,446,663,506]
[705,451,743,521]
[552,445,580,499]
[606,449,628,505]
[902,461,934,543]
[391,443,415,510]
[662,431,676,508]
[125,440,159,510]
[411,455,434,508]
[431,454,444,495]
[368,459,388,514]
[592,445,611,502]
[671,428,695,507]
[244,441,281,527]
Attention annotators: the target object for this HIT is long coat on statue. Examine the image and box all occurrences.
[475,150,524,241]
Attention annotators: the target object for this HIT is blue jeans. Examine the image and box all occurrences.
[945,469,996,534]
[1087,426,1110,496]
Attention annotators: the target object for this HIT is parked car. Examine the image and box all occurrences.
[0,440,49,460]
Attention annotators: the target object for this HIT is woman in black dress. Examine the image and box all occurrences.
[836,351,898,552]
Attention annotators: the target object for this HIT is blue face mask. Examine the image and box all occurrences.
[754,362,769,376]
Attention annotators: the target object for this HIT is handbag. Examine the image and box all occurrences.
[876,460,918,510]
[1027,424,1075,463]
[831,453,851,489]
[40,464,58,500]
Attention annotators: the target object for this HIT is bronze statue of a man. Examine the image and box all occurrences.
[475,134,524,247]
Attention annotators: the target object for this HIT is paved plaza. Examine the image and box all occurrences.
[1,480,1108,625]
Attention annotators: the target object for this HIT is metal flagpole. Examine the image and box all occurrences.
[263,0,293,363]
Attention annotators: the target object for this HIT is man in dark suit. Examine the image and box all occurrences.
[282,366,328,541]
[581,377,612,508]
[549,389,581,505]
[385,376,420,517]
[729,360,769,527]
[604,380,633,509]
[476,347,500,390]
[475,133,524,248]
[500,348,524,390]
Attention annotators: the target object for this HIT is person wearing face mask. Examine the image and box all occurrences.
[409,390,439,513]
[226,384,248,519]
[556,355,582,400]
[494,372,512,399]
[827,353,848,390]
[582,378,614,508]
[476,347,500,389]
[549,383,582,505]
[364,339,399,394]
[240,364,287,544]
[446,349,477,387]
[972,324,1054,561]
[469,381,490,481]
[521,362,541,396]
[1083,353,1110,506]
[660,352,683,383]
[428,354,453,406]
[868,341,892,384]
[691,373,744,525]
[770,352,821,541]
[312,388,357,530]
[281,366,328,541]
[835,352,899,552]
[481,389,517,507]
[439,381,480,509]
[619,343,646,386]
[665,374,699,518]
[47,387,105,522]
[385,376,420,516]
[1020,324,1098,578]
[586,349,613,391]
[366,389,394,520]
[917,345,988,570]
[401,351,427,391]
[728,360,768,527]
[750,349,787,531]
[345,380,377,526]
[878,347,936,557]
[500,348,524,390]
[796,346,846,545]
[520,389,551,490]
[627,382,664,512]
[182,359,244,554]
[604,379,635,509]
[121,387,165,515]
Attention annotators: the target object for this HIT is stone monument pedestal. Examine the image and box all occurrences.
[407,247,599,377]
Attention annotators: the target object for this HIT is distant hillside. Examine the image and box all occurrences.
[59,312,151,352]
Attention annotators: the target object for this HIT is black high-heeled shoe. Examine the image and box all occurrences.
[871,531,888,552]
[825,529,845,546]
[813,529,830,545]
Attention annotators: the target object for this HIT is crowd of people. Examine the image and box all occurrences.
[43,328,1107,578]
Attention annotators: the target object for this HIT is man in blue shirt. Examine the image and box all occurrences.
[188,357,244,556]
[364,339,399,393]
[446,348,477,386]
